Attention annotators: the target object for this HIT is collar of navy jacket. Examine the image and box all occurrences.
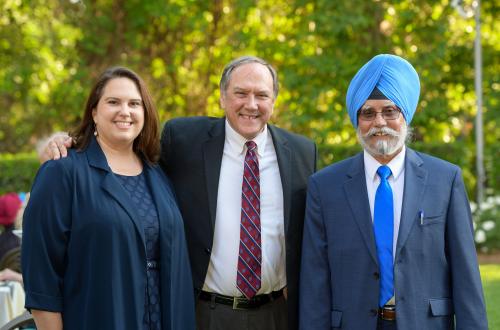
[84,136,173,251]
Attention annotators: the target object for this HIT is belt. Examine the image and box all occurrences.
[197,289,283,310]
[378,305,396,321]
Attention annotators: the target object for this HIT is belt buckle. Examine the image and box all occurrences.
[233,296,252,309]
[232,296,248,310]
[380,305,396,321]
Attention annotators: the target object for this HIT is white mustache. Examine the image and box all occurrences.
[363,126,400,138]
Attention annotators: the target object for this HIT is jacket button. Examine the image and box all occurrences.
[204,248,211,254]
[373,272,380,279]
[370,309,378,317]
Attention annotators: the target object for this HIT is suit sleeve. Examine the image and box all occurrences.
[22,160,73,312]
[299,177,331,330]
[446,168,488,329]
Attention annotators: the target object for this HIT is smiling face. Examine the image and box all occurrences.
[92,77,144,150]
[357,99,407,163]
[220,62,275,140]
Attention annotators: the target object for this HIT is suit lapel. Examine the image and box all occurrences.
[268,125,292,235]
[395,148,427,259]
[101,174,146,245]
[86,137,146,247]
[343,153,379,265]
[202,119,225,231]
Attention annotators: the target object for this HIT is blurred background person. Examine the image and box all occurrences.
[0,192,22,265]
[0,192,25,327]
[22,67,195,330]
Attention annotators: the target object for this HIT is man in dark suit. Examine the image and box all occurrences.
[300,54,487,330]
[160,56,316,330]
[42,56,316,330]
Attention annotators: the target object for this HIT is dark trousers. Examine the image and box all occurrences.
[377,317,397,330]
[195,295,288,330]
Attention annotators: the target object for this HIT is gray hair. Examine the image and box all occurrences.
[219,56,279,98]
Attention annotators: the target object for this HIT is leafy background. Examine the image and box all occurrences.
[0,1,499,324]
[0,0,498,226]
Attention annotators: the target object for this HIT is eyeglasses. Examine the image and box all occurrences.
[358,107,401,121]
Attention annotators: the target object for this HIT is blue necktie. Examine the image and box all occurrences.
[374,165,394,307]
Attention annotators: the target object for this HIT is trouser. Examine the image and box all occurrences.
[377,317,397,330]
[195,294,288,330]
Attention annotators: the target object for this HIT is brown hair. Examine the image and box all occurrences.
[70,67,160,164]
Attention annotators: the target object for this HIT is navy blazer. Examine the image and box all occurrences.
[22,137,195,330]
[300,148,487,330]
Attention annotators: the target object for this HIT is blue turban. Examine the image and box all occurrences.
[346,54,420,128]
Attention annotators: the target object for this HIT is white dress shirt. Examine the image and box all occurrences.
[364,146,406,259]
[202,120,286,296]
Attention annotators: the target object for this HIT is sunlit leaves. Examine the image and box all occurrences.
[0,0,498,195]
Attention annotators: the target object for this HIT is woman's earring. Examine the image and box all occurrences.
[94,123,98,137]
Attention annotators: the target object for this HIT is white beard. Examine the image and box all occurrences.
[357,122,408,158]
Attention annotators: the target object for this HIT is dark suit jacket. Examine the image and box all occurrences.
[300,148,487,330]
[160,116,317,329]
[22,137,195,330]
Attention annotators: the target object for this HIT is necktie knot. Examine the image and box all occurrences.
[377,165,392,181]
[245,141,257,152]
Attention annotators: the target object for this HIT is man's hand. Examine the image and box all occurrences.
[38,132,73,163]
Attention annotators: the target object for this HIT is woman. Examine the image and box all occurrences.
[22,67,195,329]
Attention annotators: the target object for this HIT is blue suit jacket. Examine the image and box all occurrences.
[22,137,195,329]
[300,148,487,330]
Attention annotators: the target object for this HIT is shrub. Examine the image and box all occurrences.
[473,196,500,253]
[0,153,39,195]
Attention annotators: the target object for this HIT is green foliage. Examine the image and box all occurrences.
[0,153,39,195]
[473,196,500,253]
[0,0,498,202]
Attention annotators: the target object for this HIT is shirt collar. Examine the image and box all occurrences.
[363,145,406,181]
[224,119,268,157]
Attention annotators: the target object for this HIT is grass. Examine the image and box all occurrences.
[480,264,500,329]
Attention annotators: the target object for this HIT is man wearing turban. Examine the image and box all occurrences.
[299,54,487,329]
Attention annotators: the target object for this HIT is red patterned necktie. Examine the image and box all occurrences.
[237,141,261,299]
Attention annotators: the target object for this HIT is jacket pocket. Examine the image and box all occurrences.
[429,298,454,316]
[420,213,445,226]
[331,310,342,328]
